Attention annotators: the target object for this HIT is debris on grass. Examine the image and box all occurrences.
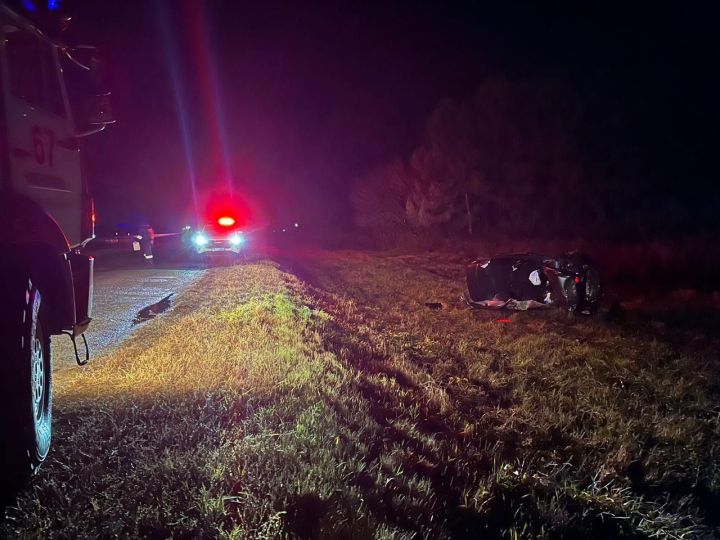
[466,251,602,314]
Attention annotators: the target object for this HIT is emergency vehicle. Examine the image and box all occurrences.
[0,1,113,491]
[190,215,247,260]
[188,193,254,262]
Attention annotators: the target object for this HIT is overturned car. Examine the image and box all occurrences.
[465,252,602,314]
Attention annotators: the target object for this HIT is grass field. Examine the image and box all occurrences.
[2,251,719,538]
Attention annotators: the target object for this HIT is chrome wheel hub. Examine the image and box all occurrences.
[31,335,45,421]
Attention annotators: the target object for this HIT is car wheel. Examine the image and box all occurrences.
[0,274,53,495]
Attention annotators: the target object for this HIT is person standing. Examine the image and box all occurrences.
[140,224,155,262]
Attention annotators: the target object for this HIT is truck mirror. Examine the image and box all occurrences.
[64,46,116,137]
[76,93,115,137]
[86,93,115,126]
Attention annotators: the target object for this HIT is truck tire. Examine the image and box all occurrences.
[0,273,53,495]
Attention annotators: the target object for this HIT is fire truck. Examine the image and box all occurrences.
[0,1,113,491]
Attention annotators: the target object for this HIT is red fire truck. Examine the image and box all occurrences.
[0,1,113,491]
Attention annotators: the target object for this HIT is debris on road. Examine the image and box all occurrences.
[132,293,174,325]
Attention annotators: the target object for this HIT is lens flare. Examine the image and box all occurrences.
[158,1,200,223]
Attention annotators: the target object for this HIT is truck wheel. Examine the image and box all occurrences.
[0,275,53,493]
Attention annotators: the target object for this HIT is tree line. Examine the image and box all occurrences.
[351,76,714,247]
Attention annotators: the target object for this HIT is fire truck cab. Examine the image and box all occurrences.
[0,1,113,492]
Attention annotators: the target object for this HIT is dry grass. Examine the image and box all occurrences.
[281,250,720,538]
[2,252,719,539]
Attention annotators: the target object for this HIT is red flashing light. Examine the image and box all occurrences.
[574,276,581,284]
[218,216,235,227]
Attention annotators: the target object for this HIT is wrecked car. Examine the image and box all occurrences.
[465,252,602,314]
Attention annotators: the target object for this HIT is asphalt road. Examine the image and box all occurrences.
[52,259,205,373]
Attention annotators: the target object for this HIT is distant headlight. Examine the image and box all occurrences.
[193,233,209,246]
[229,233,244,246]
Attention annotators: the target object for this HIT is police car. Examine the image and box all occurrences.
[189,215,247,260]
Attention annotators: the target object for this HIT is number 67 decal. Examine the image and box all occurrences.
[32,125,56,167]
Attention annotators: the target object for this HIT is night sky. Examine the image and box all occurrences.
[61,0,720,235]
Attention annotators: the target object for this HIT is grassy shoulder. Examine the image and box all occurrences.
[3,253,719,538]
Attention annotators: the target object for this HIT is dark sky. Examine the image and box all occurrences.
[59,0,720,234]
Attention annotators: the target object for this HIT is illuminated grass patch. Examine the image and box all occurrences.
[4,254,719,538]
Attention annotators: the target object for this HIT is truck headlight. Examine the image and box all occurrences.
[229,233,244,247]
[193,233,209,246]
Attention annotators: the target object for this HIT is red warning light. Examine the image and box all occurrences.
[203,191,254,230]
[574,276,581,284]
